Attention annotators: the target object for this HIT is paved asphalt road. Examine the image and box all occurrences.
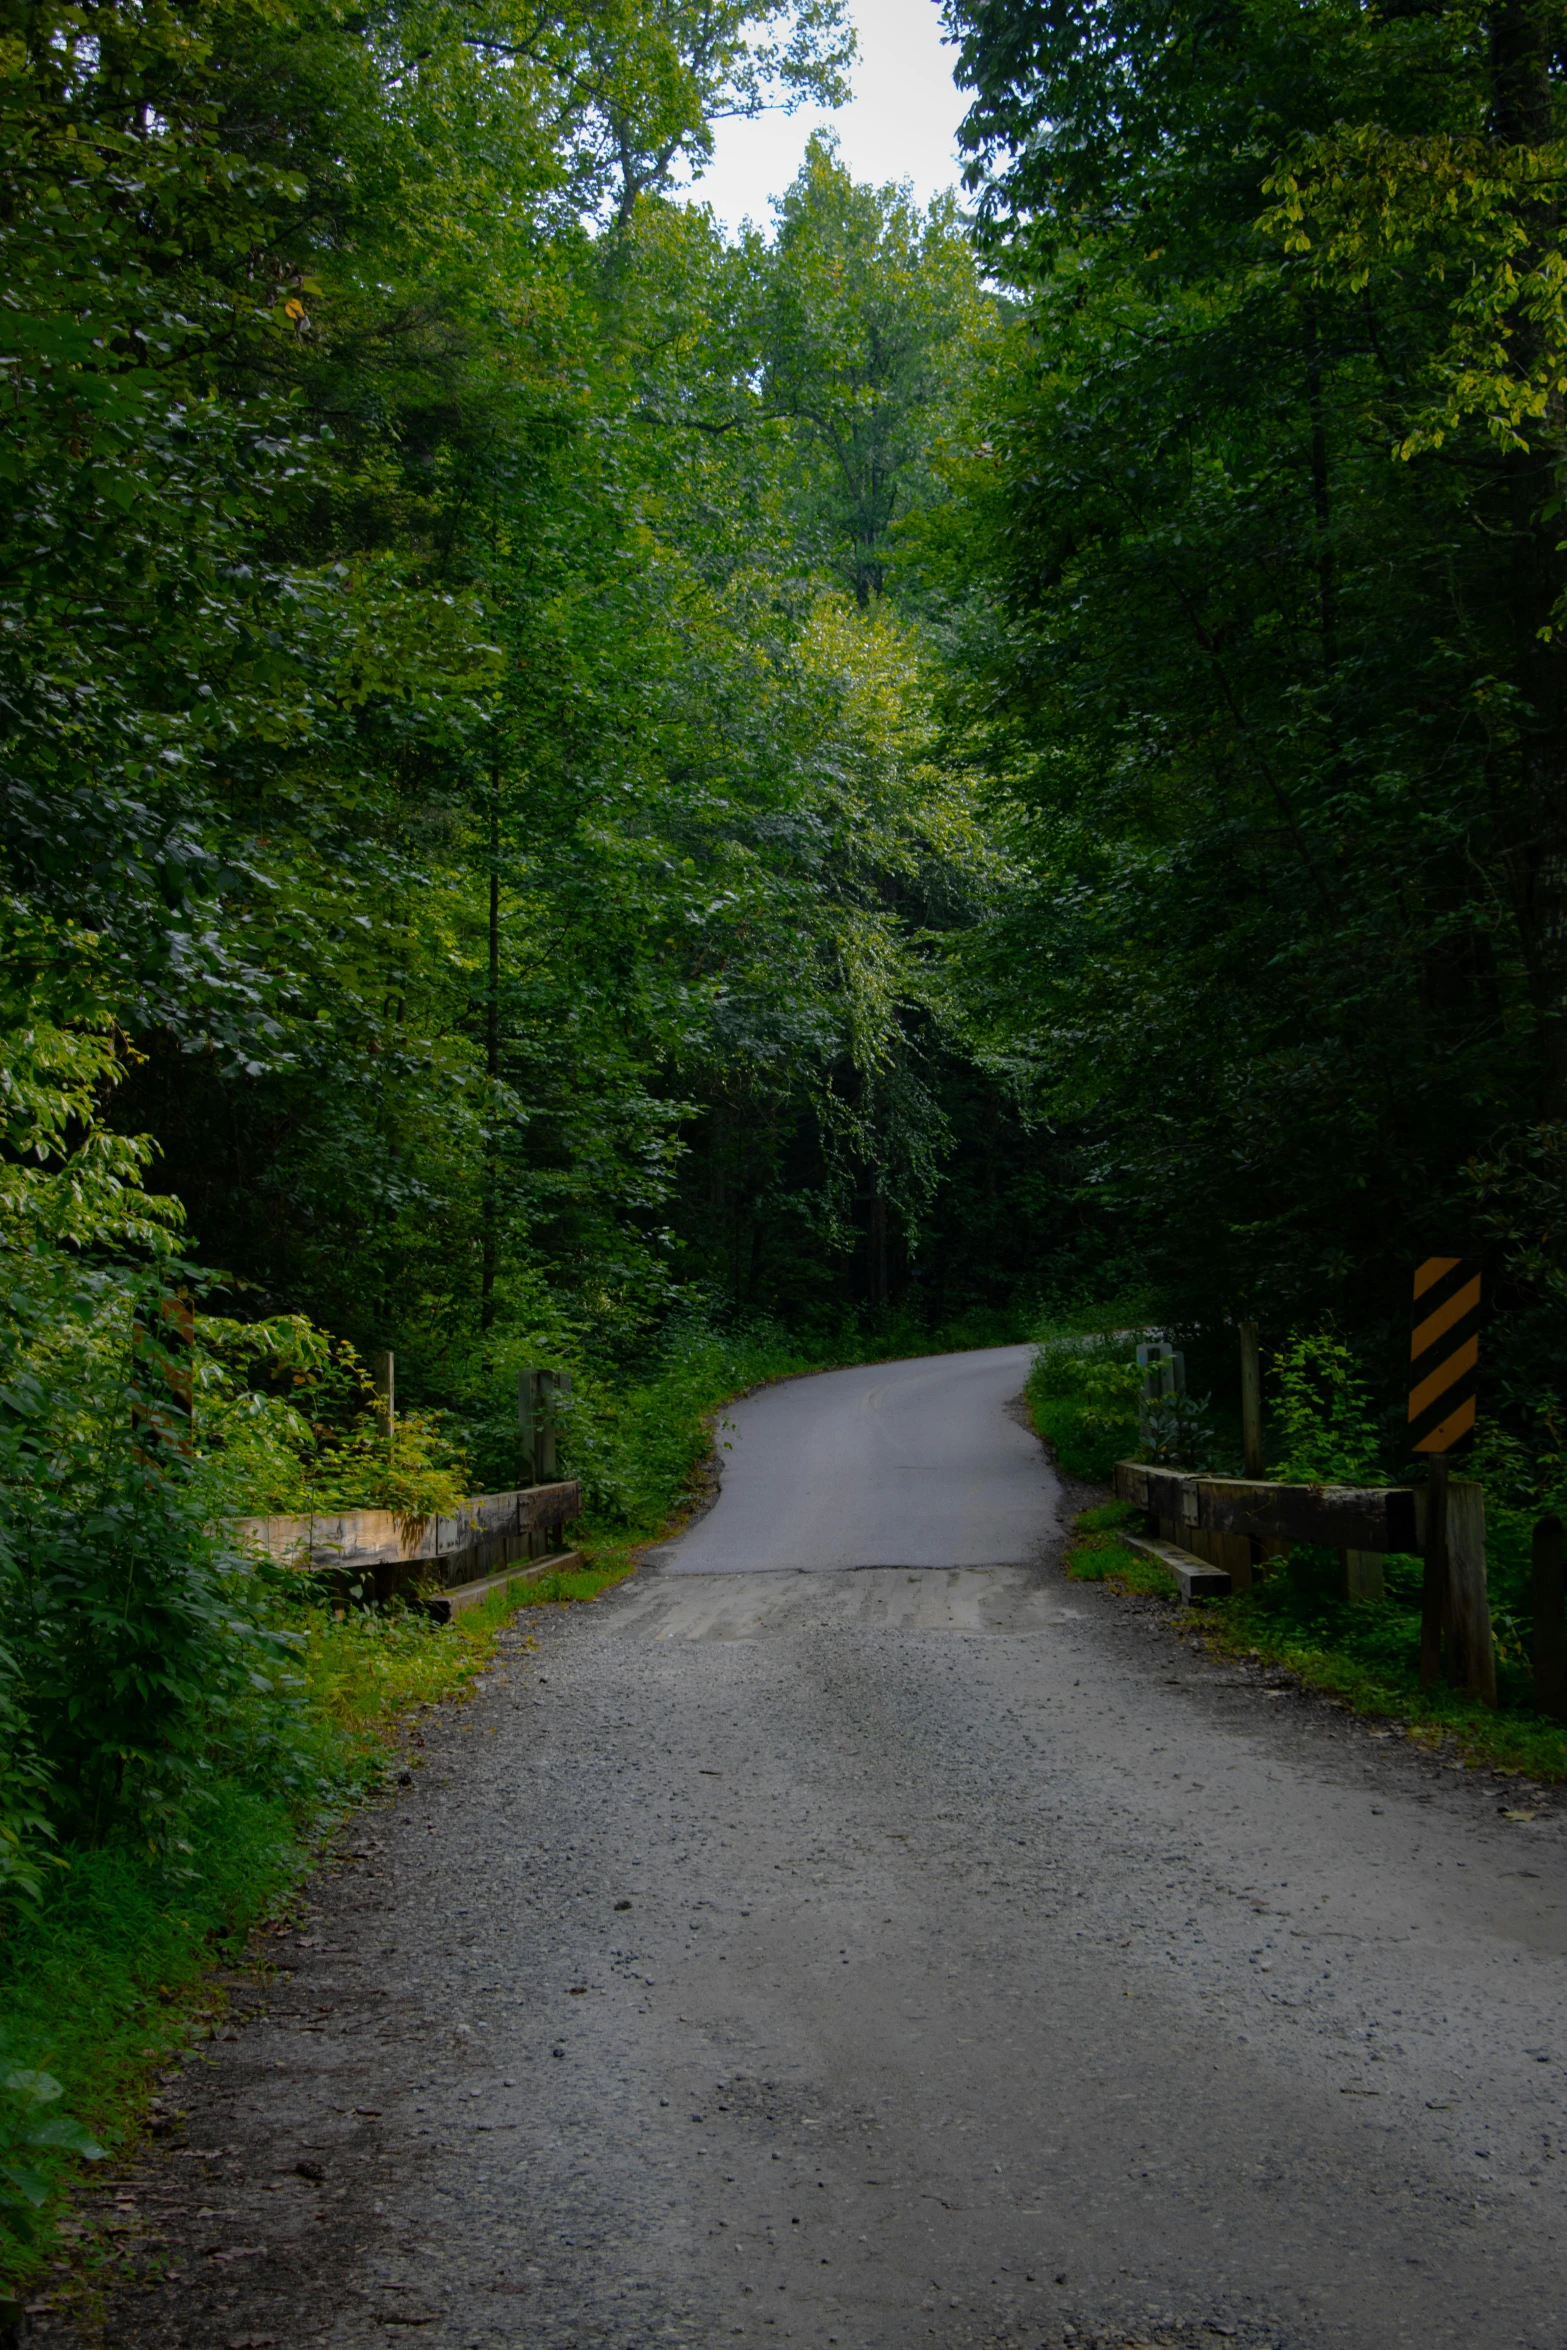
[651,1346,1054,1573]
[60,1347,1567,2350]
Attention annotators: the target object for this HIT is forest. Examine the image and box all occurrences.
[5,0,1567,2261]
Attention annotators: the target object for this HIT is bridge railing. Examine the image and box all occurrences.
[1112,1461,1500,1704]
[229,1478,581,1614]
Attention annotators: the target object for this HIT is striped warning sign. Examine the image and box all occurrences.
[1408,1257,1481,1454]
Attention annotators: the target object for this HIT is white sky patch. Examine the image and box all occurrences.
[682,0,971,233]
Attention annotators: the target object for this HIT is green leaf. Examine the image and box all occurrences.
[26,2114,107,2158]
[2,2068,63,2107]
[0,2159,51,2208]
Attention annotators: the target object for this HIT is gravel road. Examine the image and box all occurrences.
[47,1351,1567,2350]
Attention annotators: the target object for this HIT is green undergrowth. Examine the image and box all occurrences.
[0,1559,632,2289]
[1,1785,306,2209]
[300,1584,536,1738]
[508,1556,637,1607]
[1064,1500,1179,1598]
[1195,1573,1567,1781]
[1024,1324,1146,1482]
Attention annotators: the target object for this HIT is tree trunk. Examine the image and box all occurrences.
[869,1185,889,1310]
[1304,319,1337,672]
[480,785,500,1336]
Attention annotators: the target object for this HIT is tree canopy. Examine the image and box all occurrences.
[938,0,1567,1439]
[0,0,1034,1480]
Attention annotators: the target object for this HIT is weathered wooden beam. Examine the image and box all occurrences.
[1342,1548,1385,1603]
[419,1550,584,1624]
[1114,1465,1418,1553]
[1444,1480,1495,1706]
[1115,1464,1199,1529]
[1214,1529,1254,1591]
[1200,1477,1418,1551]
[231,1480,581,1572]
[1238,1321,1264,1479]
[1114,1529,1231,1601]
[1419,1459,1447,1690]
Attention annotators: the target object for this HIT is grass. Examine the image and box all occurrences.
[0,1587,537,2303]
[1195,1567,1567,1781]
[505,1555,638,1607]
[0,1555,694,2311]
[1,1540,671,2311]
[1063,1499,1180,1599]
[302,1586,527,1734]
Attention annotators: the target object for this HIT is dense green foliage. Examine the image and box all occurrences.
[1,0,1039,1374]
[1024,1330,1144,1482]
[941,0,1567,1463]
[0,0,1032,1850]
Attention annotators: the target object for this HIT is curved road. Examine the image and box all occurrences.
[654,1345,1056,1572]
[70,1346,1567,2350]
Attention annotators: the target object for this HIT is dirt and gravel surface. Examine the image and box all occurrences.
[37,1351,1567,2350]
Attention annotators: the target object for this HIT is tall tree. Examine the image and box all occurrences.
[760,134,989,604]
[934,0,1567,1408]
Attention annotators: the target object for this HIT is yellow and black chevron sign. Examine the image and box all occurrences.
[1408,1257,1481,1454]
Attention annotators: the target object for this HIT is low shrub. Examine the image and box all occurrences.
[1025,1332,1145,1481]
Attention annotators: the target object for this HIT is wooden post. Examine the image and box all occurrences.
[1342,1548,1384,1603]
[535,1369,557,1482]
[520,1367,563,1486]
[1136,1343,1157,1449]
[1532,1514,1566,1718]
[1215,1531,1253,1590]
[1420,1454,1448,1689]
[518,1366,537,1486]
[1445,1480,1495,1705]
[1239,1320,1264,1478]
[1137,1342,1183,1451]
[552,1371,572,1548]
[374,1351,395,1455]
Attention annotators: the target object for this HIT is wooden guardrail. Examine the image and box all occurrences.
[1116,1462,1421,1558]
[230,1480,581,1614]
[1113,1460,1498,1703]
